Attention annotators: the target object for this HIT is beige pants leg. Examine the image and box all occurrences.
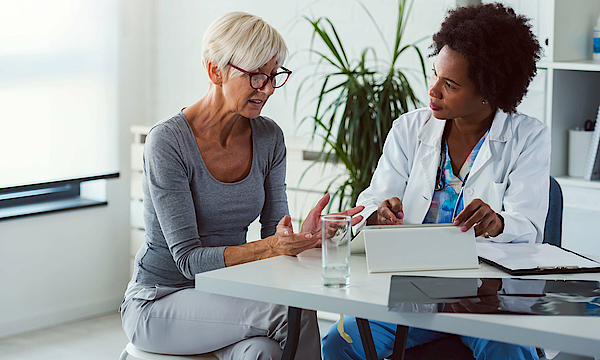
[121,288,321,359]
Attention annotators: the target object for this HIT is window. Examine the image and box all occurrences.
[0,0,120,218]
[0,0,119,189]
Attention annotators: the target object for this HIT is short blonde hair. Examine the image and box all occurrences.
[201,12,288,79]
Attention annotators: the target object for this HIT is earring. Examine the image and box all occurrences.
[482,100,487,105]
[216,81,221,85]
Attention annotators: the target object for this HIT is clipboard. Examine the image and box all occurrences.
[476,241,600,275]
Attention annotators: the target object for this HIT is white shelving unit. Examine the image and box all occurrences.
[495,0,600,255]
[129,125,151,276]
[496,0,600,185]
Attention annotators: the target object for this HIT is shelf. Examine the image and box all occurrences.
[0,196,108,221]
[539,60,600,72]
[554,176,600,190]
[130,125,152,135]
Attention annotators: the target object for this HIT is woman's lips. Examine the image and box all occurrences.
[429,102,442,111]
[248,99,264,107]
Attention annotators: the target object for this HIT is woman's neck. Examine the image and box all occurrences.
[448,110,495,143]
[184,92,248,148]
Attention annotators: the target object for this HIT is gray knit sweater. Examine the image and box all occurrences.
[132,111,289,288]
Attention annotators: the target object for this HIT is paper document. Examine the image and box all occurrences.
[476,241,600,271]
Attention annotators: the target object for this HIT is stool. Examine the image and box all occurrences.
[119,342,218,360]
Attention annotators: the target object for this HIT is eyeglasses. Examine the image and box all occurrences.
[228,63,292,89]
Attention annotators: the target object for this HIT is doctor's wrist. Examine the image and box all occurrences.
[496,213,504,234]
[366,211,378,225]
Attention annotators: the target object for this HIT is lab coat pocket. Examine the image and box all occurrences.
[488,182,506,212]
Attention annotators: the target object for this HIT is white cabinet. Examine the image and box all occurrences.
[488,0,600,254]
[487,1,600,177]
[538,0,600,255]
[129,125,151,275]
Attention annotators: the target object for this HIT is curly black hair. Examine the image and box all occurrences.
[431,3,542,113]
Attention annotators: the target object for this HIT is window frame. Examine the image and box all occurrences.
[0,173,119,221]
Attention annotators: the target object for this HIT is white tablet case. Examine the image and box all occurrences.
[355,224,479,273]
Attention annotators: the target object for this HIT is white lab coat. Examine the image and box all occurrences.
[355,108,550,244]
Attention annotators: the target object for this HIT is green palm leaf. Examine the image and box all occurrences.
[296,0,427,211]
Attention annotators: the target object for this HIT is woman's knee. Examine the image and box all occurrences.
[227,337,282,360]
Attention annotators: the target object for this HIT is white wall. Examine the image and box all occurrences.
[141,0,456,140]
[0,0,150,338]
[0,181,130,338]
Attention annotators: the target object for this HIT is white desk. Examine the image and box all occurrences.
[196,248,600,358]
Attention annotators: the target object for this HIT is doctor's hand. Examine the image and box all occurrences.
[368,197,404,225]
[453,198,504,238]
[300,193,364,240]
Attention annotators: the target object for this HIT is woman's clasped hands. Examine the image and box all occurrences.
[269,193,364,256]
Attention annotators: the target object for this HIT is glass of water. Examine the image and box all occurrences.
[321,215,351,287]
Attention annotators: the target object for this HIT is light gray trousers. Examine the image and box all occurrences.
[120,285,321,360]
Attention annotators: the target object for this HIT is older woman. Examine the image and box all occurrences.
[323,3,547,360]
[120,12,362,360]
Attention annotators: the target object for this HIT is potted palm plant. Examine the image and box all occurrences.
[296,0,427,211]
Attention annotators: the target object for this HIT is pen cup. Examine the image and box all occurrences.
[568,128,593,177]
[321,215,351,287]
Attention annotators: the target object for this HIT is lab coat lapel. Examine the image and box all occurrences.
[418,115,446,192]
[403,116,445,224]
[469,110,512,180]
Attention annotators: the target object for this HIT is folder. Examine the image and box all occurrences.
[353,224,480,273]
[476,241,600,275]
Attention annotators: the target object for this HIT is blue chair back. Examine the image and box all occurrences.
[543,176,563,247]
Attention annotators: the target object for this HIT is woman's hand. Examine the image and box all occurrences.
[269,215,320,256]
[369,197,404,225]
[453,199,504,237]
[299,194,364,236]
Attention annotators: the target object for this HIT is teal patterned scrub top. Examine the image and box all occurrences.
[423,131,489,224]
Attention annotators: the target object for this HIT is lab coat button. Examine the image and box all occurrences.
[465,188,474,196]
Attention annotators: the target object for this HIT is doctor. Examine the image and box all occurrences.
[323,3,548,360]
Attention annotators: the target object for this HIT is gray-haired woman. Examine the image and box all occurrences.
[120,11,363,360]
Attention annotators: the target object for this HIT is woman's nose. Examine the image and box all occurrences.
[429,81,441,99]
[259,79,275,96]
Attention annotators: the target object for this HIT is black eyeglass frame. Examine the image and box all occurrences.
[227,63,292,89]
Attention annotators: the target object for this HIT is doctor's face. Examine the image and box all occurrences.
[428,45,489,122]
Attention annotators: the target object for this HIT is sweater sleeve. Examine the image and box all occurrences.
[144,124,226,279]
[259,126,289,238]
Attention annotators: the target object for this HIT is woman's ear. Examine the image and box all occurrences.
[207,61,222,85]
